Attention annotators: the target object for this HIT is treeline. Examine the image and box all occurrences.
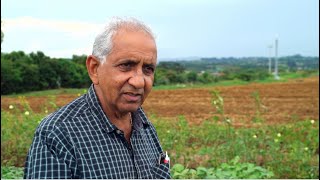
[1,51,90,95]
[154,62,272,85]
[175,55,319,73]
[1,51,319,95]
[154,55,319,85]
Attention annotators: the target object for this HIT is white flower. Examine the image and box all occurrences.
[77,93,81,97]
[24,111,30,116]
[274,139,279,143]
[253,135,257,139]
[226,119,231,123]
[9,105,14,109]
[310,120,315,124]
[277,133,281,137]
[45,110,48,113]
[167,130,170,133]
[304,147,309,151]
[174,140,178,143]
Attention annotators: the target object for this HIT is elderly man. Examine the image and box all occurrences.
[24,17,170,179]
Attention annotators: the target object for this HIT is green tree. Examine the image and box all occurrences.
[1,59,23,94]
[3,51,30,62]
[158,62,185,73]
[154,67,170,85]
[30,51,49,64]
[198,72,213,83]
[186,71,198,82]
[71,54,87,65]
[38,59,61,89]
[16,61,41,91]
[55,59,88,88]
[166,70,186,83]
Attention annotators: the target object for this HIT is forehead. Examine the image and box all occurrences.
[110,29,157,61]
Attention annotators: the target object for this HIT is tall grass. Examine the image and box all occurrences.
[152,115,319,178]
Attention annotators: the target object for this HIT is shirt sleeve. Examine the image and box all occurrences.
[24,125,77,179]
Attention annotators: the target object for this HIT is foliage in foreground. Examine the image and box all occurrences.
[171,156,274,179]
[2,156,274,179]
[1,92,319,178]
[153,115,319,179]
[1,166,24,179]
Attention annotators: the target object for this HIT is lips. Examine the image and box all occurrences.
[122,92,142,102]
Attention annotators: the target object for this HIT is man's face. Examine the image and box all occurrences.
[95,30,157,114]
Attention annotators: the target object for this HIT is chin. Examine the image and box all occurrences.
[121,104,140,113]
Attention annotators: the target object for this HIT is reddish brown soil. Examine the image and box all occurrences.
[2,77,319,127]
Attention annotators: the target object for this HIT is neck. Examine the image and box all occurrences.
[94,85,133,142]
[107,111,133,144]
[110,113,132,129]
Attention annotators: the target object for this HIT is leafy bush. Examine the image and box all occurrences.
[1,166,24,179]
[171,156,274,179]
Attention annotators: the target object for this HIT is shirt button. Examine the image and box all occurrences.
[116,129,123,134]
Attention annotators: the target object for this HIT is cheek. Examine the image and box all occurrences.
[144,77,154,92]
[114,75,131,87]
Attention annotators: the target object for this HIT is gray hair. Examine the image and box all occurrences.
[92,17,156,63]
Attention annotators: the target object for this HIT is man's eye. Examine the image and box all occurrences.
[144,66,154,75]
[119,63,132,70]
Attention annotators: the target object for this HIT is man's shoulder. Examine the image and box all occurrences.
[37,95,89,134]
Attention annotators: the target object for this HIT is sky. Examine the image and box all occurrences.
[1,0,319,60]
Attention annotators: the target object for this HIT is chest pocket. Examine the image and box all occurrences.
[152,163,171,179]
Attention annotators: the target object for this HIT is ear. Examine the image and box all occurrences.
[86,55,100,85]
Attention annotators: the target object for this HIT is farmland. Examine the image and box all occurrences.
[2,76,318,126]
[144,76,319,126]
[1,76,319,178]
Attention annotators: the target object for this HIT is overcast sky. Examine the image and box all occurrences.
[1,0,319,60]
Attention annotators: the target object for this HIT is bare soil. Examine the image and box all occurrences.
[2,77,319,127]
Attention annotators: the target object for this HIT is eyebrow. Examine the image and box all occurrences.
[116,59,156,67]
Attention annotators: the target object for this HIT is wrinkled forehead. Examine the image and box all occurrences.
[108,29,157,64]
[112,29,157,52]
[114,23,155,39]
[113,27,156,45]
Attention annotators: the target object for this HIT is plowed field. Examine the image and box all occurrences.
[2,77,319,127]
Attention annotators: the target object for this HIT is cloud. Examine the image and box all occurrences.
[48,45,93,58]
[2,16,104,38]
[2,17,104,58]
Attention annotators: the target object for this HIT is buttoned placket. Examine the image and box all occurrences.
[114,127,139,178]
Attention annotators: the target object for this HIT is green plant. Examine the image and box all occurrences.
[251,91,266,123]
[210,90,232,138]
[1,166,24,179]
[171,156,274,179]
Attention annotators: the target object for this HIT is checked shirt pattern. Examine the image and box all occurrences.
[24,84,170,179]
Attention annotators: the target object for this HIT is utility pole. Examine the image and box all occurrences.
[268,45,273,73]
[274,36,280,80]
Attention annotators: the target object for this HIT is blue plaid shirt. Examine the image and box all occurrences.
[24,84,170,179]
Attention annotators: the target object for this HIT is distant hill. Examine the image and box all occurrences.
[158,54,319,73]
[158,56,201,62]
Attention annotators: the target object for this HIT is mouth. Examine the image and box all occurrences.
[122,92,142,102]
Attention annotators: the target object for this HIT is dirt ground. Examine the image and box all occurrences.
[2,77,319,127]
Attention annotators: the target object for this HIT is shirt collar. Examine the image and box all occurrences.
[132,107,152,131]
[85,84,151,133]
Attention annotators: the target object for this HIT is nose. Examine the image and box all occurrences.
[128,70,145,89]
